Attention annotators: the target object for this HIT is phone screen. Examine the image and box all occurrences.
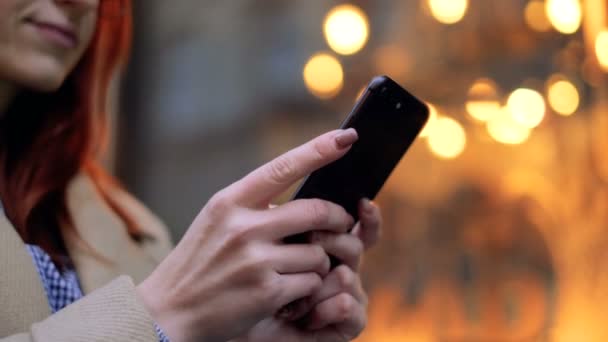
[291,76,429,221]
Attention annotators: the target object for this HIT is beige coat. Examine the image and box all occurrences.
[0,173,174,341]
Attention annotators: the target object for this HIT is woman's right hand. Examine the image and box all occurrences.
[136,129,359,342]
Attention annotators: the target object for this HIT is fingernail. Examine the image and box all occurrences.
[335,128,358,149]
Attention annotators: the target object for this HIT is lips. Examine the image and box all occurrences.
[25,18,79,49]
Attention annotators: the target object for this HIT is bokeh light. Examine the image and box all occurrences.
[373,45,411,79]
[487,107,532,145]
[596,30,608,71]
[427,116,467,159]
[466,78,502,122]
[524,0,552,32]
[546,0,582,34]
[419,103,439,138]
[428,0,469,25]
[507,88,546,128]
[547,76,580,116]
[303,53,344,99]
[324,4,370,55]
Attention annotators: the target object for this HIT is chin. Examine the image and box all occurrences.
[8,55,73,93]
[21,66,69,93]
[25,74,66,93]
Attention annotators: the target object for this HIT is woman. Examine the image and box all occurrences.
[0,1,382,341]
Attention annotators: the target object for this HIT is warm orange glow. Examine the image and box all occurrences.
[466,78,501,122]
[373,45,411,78]
[303,53,344,99]
[507,88,546,128]
[547,76,580,116]
[428,0,469,25]
[487,107,532,145]
[356,287,436,342]
[546,0,582,34]
[419,103,439,138]
[524,0,552,32]
[427,116,467,159]
[324,4,370,55]
[596,30,608,71]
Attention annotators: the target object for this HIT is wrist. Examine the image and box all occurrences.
[136,276,184,342]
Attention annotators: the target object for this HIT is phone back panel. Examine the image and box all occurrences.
[292,76,429,221]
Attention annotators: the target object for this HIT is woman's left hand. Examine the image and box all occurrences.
[231,198,382,342]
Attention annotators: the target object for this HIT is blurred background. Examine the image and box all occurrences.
[112,0,608,340]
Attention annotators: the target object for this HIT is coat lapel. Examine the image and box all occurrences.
[64,173,172,294]
[0,213,50,334]
[0,173,172,334]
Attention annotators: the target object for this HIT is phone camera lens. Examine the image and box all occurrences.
[396,102,402,109]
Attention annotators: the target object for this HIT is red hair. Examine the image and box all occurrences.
[0,0,140,265]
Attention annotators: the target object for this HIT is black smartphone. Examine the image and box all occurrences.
[290,75,429,222]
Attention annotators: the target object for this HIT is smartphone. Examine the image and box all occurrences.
[290,75,429,222]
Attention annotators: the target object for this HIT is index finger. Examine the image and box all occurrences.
[227,129,358,208]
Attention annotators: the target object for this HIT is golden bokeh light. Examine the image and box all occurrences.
[428,0,469,25]
[324,4,370,55]
[303,53,344,99]
[427,116,467,159]
[596,30,608,71]
[524,0,552,32]
[466,78,502,122]
[419,103,439,138]
[547,76,580,116]
[373,45,411,79]
[487,107,532,145]
[507,88,546,129]
[546,0,582,34]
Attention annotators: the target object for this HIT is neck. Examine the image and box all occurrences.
[0,81,18,118]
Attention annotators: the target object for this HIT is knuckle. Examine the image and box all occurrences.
[317,247,331,275]
[266,155,297,185]
[205,190,233,220]
[311,139,333,161]
[312,273,323,287]
[259,273,283,306]
[234,217,265,241]
[352,238,364,258]
[312,244,327,261]
[305,272,323,292]
[245,246,272,270]
[310,274,324,293]
[225,218,256,247]
[308,200,331,227]
[336,293,356,321]
[311,245,330,274]
[335,265,356,289]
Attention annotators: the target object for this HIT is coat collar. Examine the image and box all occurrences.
[0,213,50,334]
[64,173,171,293]
[0,172,172,332]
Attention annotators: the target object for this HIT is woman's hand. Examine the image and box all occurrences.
[136,129,360,342]
[232,198,383,342]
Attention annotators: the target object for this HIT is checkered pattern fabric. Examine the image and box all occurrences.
[26,245,83,313]
[25,245,171,342]
[1,201,170,341]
